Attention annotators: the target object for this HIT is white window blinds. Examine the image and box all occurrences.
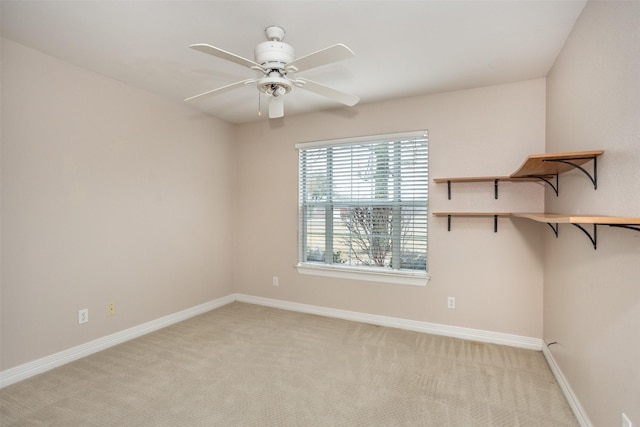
[297,130,428,276]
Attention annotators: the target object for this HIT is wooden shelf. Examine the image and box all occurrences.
[433,212,511,217]
[510,150,603,194]
[433,212,640,248]
[434,150,604,198]
[510,150,604,177]
[433,176,542,200]
[434,211,640,225]
[511,212,640,249]
[434,176,528,183]
[511,212,640,225]
[432,149,640,249]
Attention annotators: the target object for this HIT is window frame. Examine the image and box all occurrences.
[295,130,430,286]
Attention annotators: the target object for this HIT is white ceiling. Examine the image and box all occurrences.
[1,1,586,124]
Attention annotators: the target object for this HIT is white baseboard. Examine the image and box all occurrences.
[542,344,592,427]
[0,294,235,388]
[234,294,544,351]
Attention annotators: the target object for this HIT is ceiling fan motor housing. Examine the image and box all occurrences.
[254,41,295,72]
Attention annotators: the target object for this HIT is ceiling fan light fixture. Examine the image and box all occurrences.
[257,75,292,97]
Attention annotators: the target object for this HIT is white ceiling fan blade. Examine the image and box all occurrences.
[189,44,263,71]
[286,44,355,73]
[268,96,284,119]
[296,78,360,106]
[185,79,255,102]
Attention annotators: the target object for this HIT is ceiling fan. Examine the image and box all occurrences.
[185,26,360,119]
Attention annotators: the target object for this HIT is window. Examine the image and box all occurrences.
[296,130,429,286]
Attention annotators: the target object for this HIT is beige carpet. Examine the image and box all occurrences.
[1,302,577,426]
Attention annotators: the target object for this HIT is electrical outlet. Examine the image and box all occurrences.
[447,297,456,309]
[78,308,89,324]
[272,276,279,286]
[622,413,633,427]
[107,303,116,316]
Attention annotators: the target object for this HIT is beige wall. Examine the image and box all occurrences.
[2,33,548,380]
[234,79,546,338]
[1,39,237,370]
[544,1,640,426]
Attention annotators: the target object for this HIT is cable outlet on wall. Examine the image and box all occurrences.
[78,308,89,324]
[272,276,279,286]
[447,297,456,309]
[622,413,633,427]
[107,303,116,316]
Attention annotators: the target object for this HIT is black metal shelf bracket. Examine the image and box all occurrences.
[539,222,639,250]
[546,223,559,238]
[445,215,500,232]
[572,224,598,250]
[523,156,599,197]
[529,174,559,196]
[608,224,640,232]
[544,156,598,190]
[445,179,501,200]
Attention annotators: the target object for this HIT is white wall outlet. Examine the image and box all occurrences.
[272,276,279,286]
[78,308,89,324]
[447,297,456,309]
[622,413,633,427]
[107,303,116,316]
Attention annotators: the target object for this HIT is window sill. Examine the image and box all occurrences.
[295,263,430,287]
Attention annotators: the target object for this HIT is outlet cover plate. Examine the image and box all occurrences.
[78,308,89,324]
